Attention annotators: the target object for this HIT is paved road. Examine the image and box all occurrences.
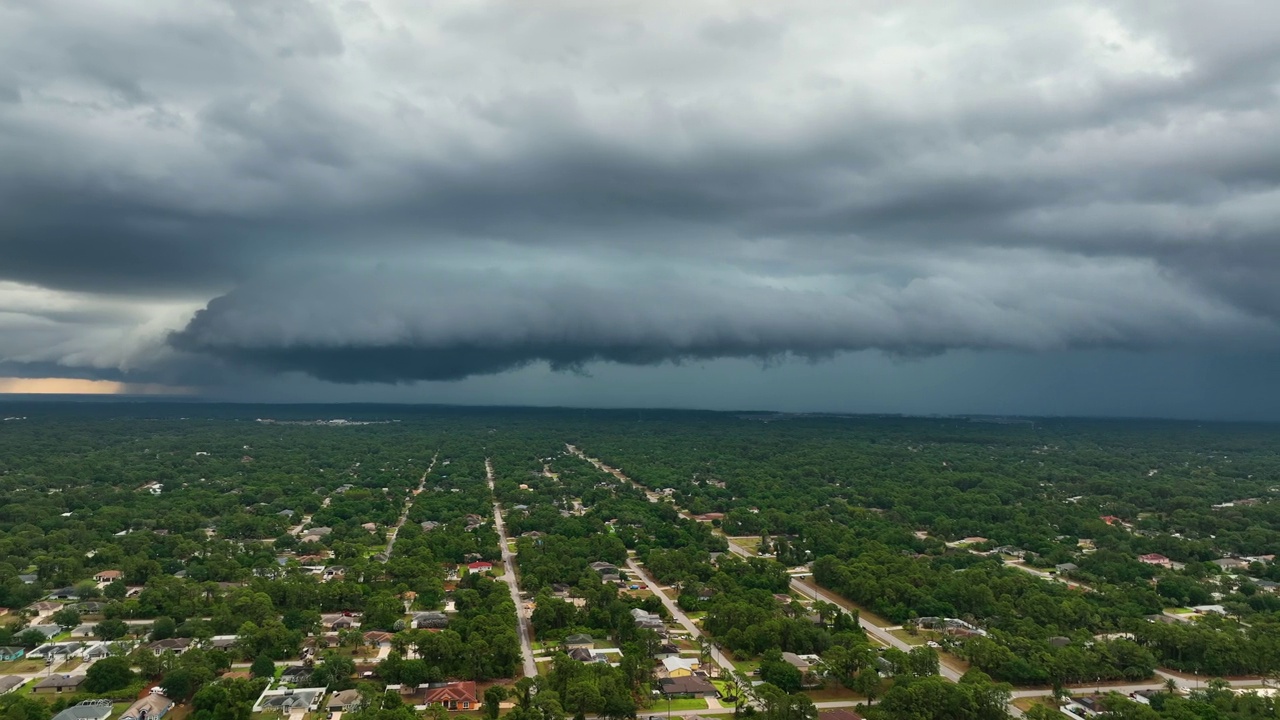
[568,444,959,679]
[488,458,539,679]
[565,444,1268,715]
[623,556,735,674]
[384,453,437,560]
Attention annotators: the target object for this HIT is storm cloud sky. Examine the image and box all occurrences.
[4,0,1280,417]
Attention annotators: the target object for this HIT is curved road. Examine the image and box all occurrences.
[564,444,1264,717]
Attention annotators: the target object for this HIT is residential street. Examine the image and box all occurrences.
[564,444,1260,718]
[384,453,437,560]
[488,458,539,679]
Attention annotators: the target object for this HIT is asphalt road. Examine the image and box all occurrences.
[488,458,539,679]
[385,453,437,560]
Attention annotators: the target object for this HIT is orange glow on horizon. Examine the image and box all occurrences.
[0,377,193,395]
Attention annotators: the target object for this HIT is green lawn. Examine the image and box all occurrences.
[654,698,709,711]
[0,658,47,673]
[889,629,927,646]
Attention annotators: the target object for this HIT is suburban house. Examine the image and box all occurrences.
[662,657,699,677]
[0,647,24,661]
[119,693,173,720]
[82,644,112,661]
[466,561,493,573]
[253,688,326,713]
[631,608,664,631]
[328,689,363,712]
[1139,553,1174,568]
[50,700,112,720]
[563,634,594,650]
[781,652,813,673]
[412,612,449,629]
[208,636,238,651]
[148,638,192,655]
[33,674,87,694]
[49,588,79,601]
[653,643,681,660]
[29,642,84,660]
[657,677,717,698]
[93,570,122,584]
[27,625,62,641]
[1055,563,1079,574]
[0,676,25,694]
[1213,558,1250,571]
[567,648,605,663]
[364,631,394,647]
[589,562,618,574]
[279,665,312,685]
[422,681,478,711]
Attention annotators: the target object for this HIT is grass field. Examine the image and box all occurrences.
[0,658,47,673]
[651,698,709,711]
[803,685,864,702]
[889,629,926,645]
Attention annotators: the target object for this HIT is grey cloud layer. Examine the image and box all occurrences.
[169,262,1272,382]
[1,1,1280,385]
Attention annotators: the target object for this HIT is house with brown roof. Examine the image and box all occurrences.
[328,689,363,712]
[93,570,123,583]
[148,638,192,655]
[423,681,477,710]
[33,674,86,694]
[657,677,717,698]
[364,631,394,646]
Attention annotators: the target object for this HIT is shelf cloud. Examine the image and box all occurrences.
[3,1,1280,413]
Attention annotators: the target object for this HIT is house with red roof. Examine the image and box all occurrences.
[1139,553,1173,568]
[424,681,477,710]
[466,561,493,573]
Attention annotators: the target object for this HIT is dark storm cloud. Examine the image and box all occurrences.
[167,265,1274,382]
[2,1,1280,391]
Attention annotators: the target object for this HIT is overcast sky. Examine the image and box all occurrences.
[3,0,1280,418]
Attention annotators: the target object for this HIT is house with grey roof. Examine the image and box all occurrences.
[50,700,112,720]
[253,687,326,712]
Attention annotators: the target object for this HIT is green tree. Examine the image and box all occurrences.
[51,607,81,629]
[94,618,129,641]
[84,655,135,693]
[104,580,127,601]
[484,685,509,720]
[312,653,357,691]
[250,654,276,679]
[161,667,200,700]
[150,616,177,641]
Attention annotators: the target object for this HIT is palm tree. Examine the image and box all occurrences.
[1163,677,1179,695]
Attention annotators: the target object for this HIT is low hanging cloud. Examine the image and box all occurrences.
[168,259,1276,383]
[3,1,1280,402]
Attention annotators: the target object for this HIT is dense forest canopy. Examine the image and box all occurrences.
[0,403,1278,720]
